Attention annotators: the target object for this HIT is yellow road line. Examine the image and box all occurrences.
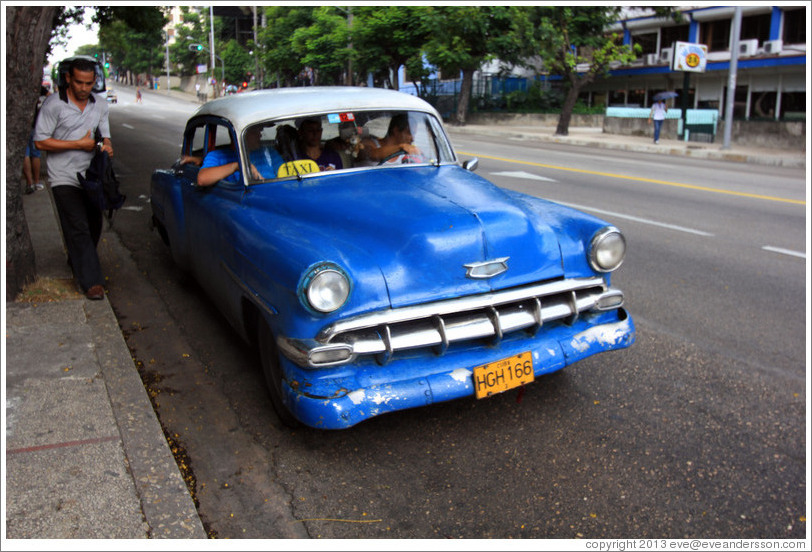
[458,151,806,206]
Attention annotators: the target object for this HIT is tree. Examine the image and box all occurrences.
[352,6,431,90]
[257,6,317,86]
[520,6,677,136]
[96,7,167,85]
[290,6,351,85]
[221,39,252,84]
[423,6,519,124]
[5,6,65,301]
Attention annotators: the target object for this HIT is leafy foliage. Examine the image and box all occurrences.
[257,6,317,86]
[168,6,210,77]
[352,6,431,89]
[290,6,350,85]
[221,39,252,84]
[53,6,679,124]
[97,7,167,81]
[422,6,523,123]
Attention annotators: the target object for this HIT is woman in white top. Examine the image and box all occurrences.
[649,99,668,144]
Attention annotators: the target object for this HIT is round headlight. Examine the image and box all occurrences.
[589,227,626,273]
[304,266,351,313]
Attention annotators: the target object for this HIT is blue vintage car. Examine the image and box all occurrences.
[150,87,634,429]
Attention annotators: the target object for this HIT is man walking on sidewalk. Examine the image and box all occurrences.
[34,58,114,300]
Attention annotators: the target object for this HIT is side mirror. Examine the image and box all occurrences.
[462,158,479,172]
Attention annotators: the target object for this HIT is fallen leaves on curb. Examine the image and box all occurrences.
[16,278,82,303]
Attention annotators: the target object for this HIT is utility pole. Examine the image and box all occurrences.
[722,6,742,150]
[209,5,217,97]
[347,7,353,86]
[253,6,259,89]
[164,31,170,94]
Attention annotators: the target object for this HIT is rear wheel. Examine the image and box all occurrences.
[257,319,300,428]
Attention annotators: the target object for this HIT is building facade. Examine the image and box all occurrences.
[592,5,806,121]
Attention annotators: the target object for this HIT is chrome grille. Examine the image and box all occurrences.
[278,276,625,368]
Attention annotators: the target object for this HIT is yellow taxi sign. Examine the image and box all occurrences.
[277,159,319,178]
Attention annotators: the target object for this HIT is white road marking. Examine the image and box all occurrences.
[761,246,805,259]
[122,123,135,129]
[558,201,714,237]
[491,171,556,182]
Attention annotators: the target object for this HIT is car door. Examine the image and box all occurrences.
[182,119,249,324]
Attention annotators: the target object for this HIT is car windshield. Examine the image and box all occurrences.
[241,109,455,183]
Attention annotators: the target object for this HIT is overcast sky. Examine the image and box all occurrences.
[48,8,99,67]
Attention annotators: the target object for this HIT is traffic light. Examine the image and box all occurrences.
[197,44,203,51]
[188,43,205,52]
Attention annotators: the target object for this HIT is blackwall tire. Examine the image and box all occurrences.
[257,319,301,428]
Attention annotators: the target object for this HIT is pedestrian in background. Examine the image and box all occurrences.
[33,58,114,300]
[649,99,668,144]
[22,85,50,194]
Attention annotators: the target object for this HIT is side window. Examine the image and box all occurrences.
[188,125,206,158]
[213,124,233,149]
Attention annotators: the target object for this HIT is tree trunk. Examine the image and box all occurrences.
[555,82,581,136]
[390,65,399,91]
[5,6,58,301]
[454,67,475,125]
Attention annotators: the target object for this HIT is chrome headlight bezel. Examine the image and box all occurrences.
[588,226,626,273]
[300,263,351,314]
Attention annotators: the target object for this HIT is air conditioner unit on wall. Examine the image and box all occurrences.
[763,39,783,54]
[739,39,759,56]
[645,53,659,65]
[659,48,673,64]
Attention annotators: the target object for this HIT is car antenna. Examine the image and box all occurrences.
[291,160,303,181]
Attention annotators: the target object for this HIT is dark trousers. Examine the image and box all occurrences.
[51,185,103,292]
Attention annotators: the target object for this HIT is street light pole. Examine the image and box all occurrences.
[210,5,217,97]
[253,6,259,89]
[165,31,170,94]
[722,6,742,150]
[347,7,353,86]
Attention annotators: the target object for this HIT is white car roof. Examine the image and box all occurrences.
[193,86,442,133]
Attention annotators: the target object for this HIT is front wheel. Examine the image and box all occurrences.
[257,320,300,428]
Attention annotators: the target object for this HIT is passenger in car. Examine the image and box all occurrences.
[363,113,422,162]
[196,125,283,186]
[297,117,342,171]
[326,121,366,169]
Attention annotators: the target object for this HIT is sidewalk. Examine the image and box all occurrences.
[4,187,206,540]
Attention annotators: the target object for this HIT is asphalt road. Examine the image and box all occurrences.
[99,87,807,539]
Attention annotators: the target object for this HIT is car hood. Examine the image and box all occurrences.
[263,165,565,308]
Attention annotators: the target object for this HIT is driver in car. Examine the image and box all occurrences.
[363,113,422,163]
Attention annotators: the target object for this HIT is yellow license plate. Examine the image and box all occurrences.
[473,351,534,399]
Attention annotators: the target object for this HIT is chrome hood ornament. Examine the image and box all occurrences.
[464,257,509,279]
